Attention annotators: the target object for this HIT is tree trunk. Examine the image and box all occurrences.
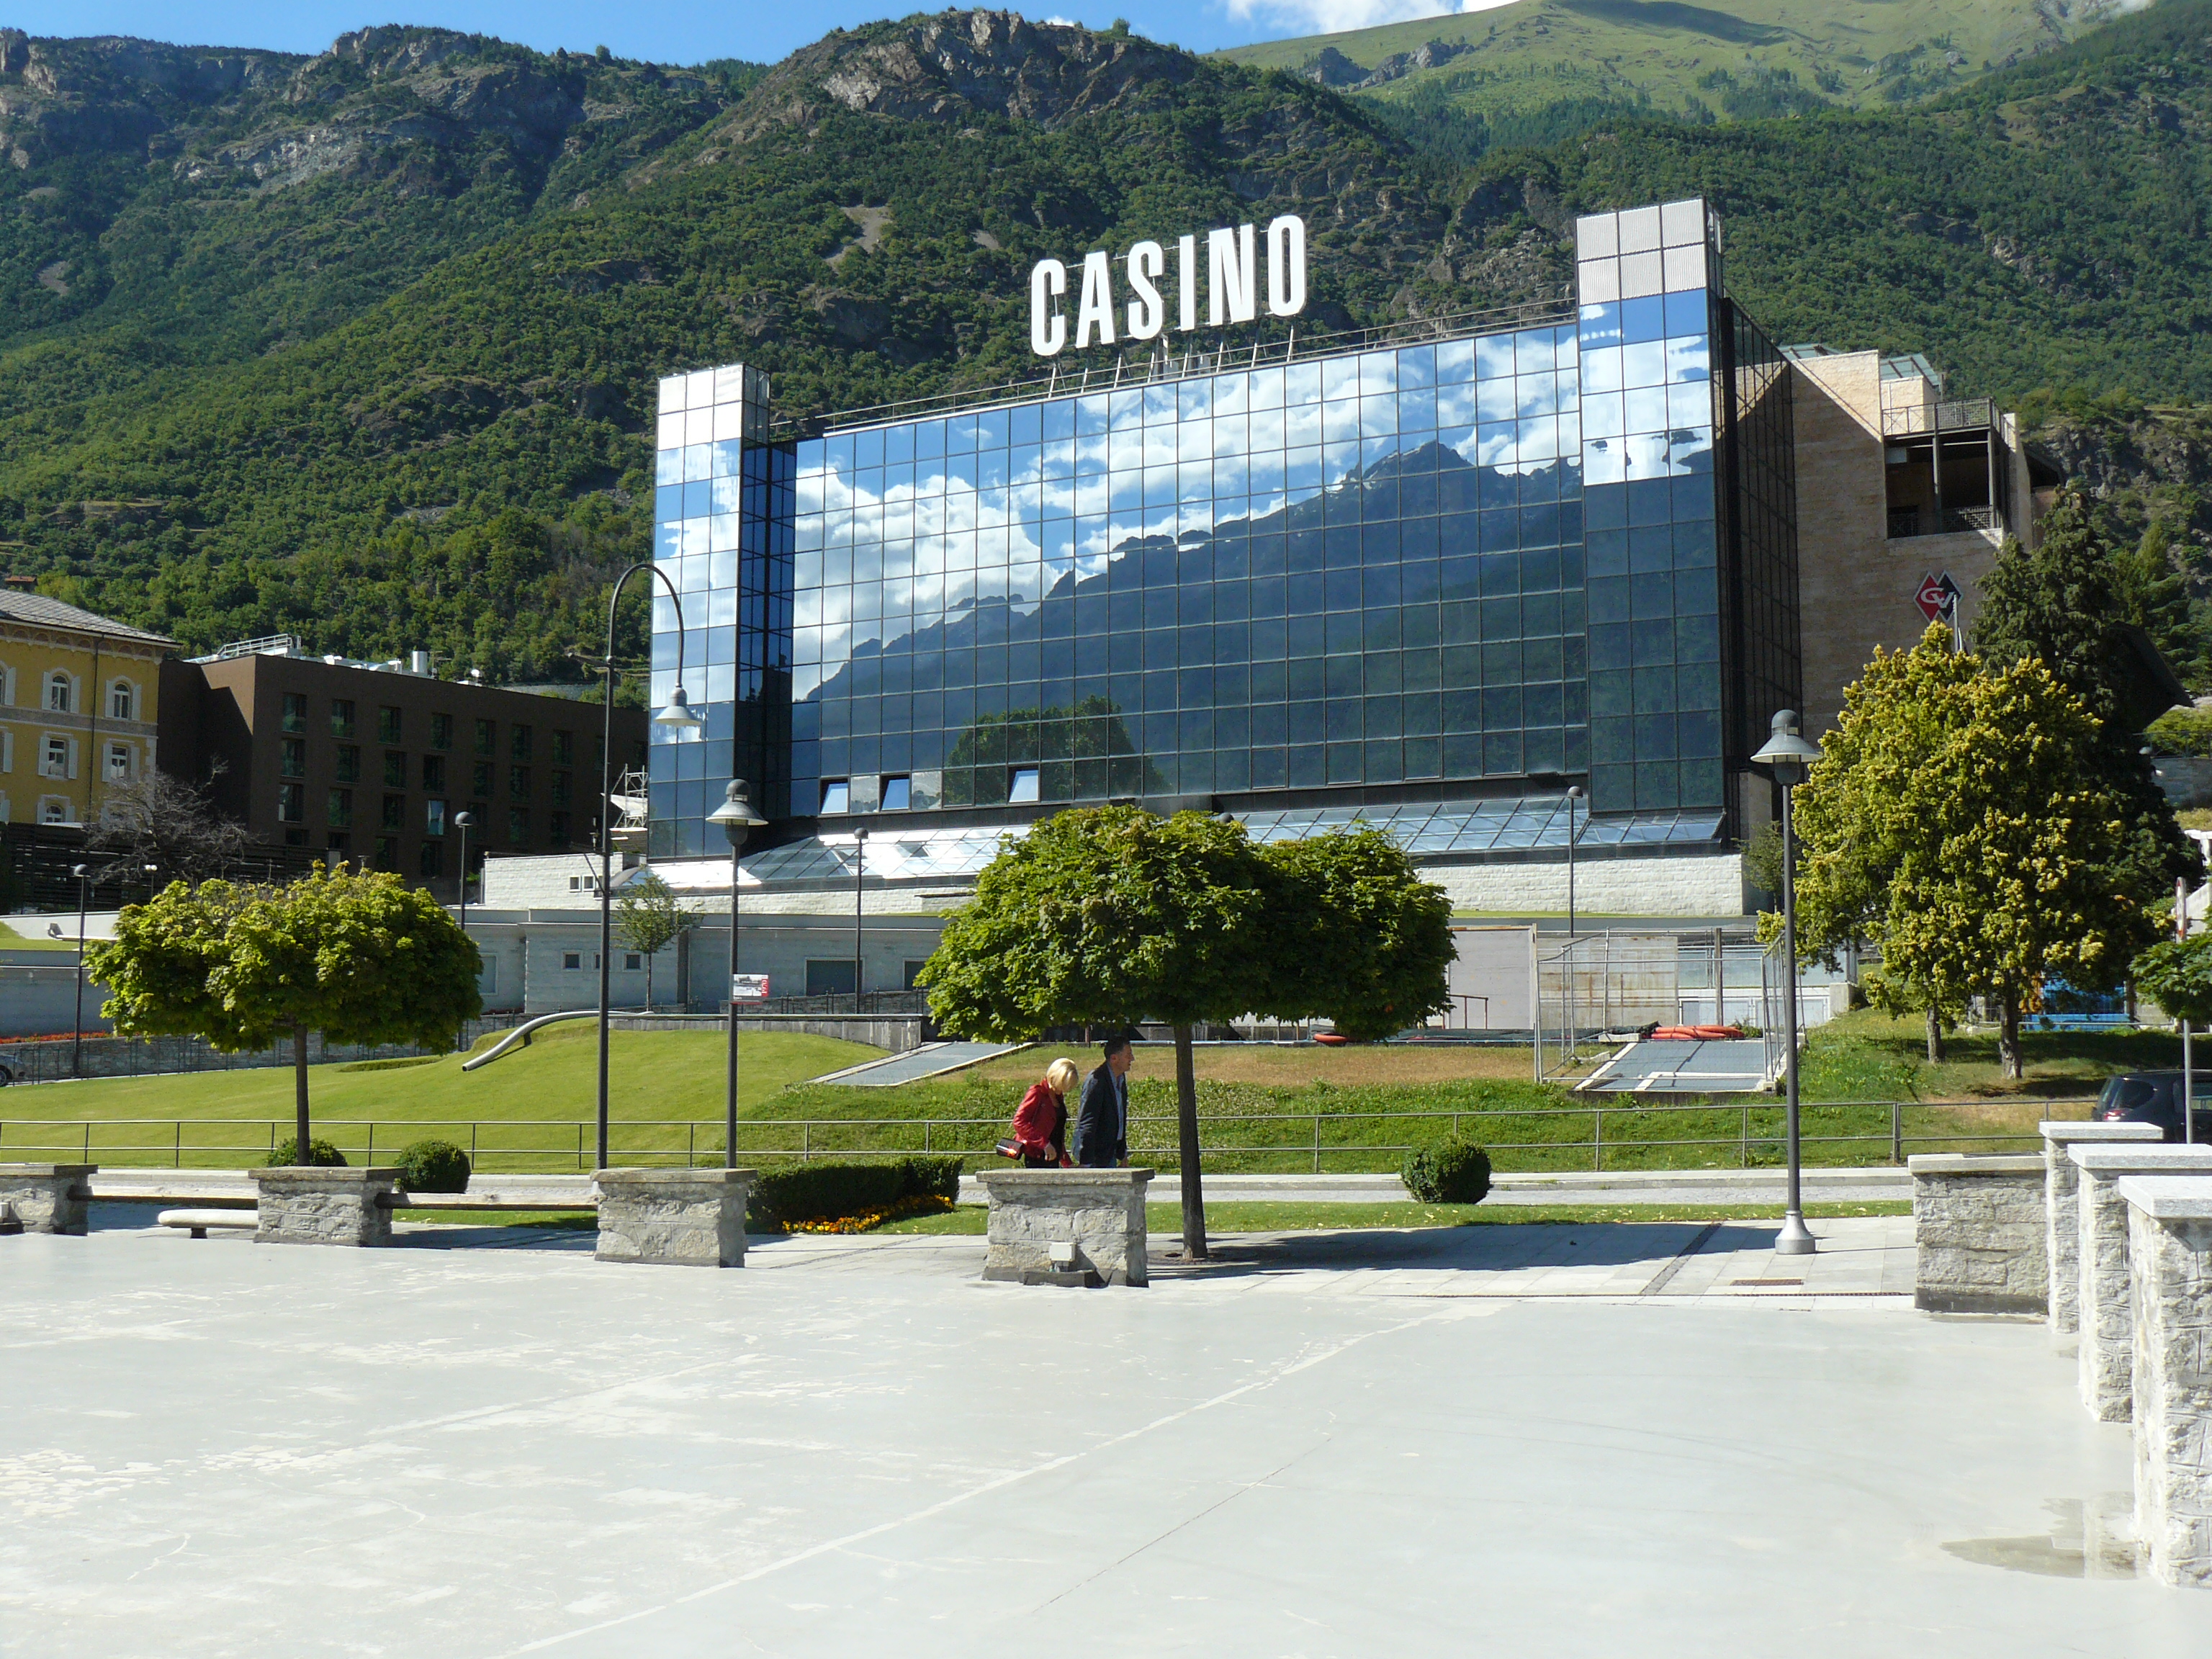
[1925,1004,1945,1065]
[1174,1022,1207,1262]
[1998,992,2023,1079]
[644,954,654,1012]
[293,1022,312,1164]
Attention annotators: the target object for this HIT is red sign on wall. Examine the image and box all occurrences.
[1915,571,1961,621]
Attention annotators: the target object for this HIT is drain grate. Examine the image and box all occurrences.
[1730,1277,1804,1287]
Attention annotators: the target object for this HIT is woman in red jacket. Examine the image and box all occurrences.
[1011,1057,1079,1167]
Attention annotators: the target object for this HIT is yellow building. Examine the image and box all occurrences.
[0,590,176,828]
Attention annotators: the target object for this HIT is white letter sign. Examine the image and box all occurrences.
[1026,215,1304,356]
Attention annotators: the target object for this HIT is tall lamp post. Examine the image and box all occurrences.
[71,863,90,1079]
[1752,708,1823,1257]
[453,811,475,1054]
[709,779,766,1169]
[1565,784,1585,1061]
[851,824,868,1015]
[594,563,703,1172]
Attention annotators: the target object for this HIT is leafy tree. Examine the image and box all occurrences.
[1254,826,1453,1043]
[1794,625,2165,1077]
[611,871,696,1010]
[86,867,481,1165]
[2132,933,2212,1026]
[919,805,1274,1260]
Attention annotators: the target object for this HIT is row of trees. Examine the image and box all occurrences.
[920,806,1452,1257]
[1789,493,2199,1075]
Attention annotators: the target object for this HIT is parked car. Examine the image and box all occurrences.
[2092,1072,2212,1143]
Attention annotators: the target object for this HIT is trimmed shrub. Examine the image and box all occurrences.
[267,1138,348,1168]
[397,1140,472,1192]
[1401,1138,1492,1205]
[747,1162,905,1231]
[897,1156,963,1202]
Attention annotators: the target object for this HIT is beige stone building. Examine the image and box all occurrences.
[1784,344,2060,735]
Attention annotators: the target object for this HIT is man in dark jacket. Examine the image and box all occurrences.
[1072,1034,1134,1168]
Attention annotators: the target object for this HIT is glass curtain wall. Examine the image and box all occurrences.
[780,323,1587,832]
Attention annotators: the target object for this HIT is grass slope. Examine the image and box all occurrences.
[6,1024,2082,1174]
[1215,0,2097,120]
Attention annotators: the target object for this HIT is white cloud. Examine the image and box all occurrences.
[1220,0,1521,39]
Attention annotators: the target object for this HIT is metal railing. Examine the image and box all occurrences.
[0,1100,2090,1175]
[781,293,1578,439]
[1881,397,1997,437]
[1887,505,2002,540]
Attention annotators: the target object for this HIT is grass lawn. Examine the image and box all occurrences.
[875,1199,1913,1234]
[3,1025,882,1170]
[1797,1006,2175,1103]
[12,1013,2128,1174]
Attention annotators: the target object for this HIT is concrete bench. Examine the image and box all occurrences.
[976,1168,1154,1287]
[1909,1153,2046,1315]
[2069,1144,2212,1421]
[2116,1177,2212,1589]
[2041,1120,2164,1340]
[158,1209,257,1239]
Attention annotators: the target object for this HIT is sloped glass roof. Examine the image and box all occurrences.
[696,798,1725,889]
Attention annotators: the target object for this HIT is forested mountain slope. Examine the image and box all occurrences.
[1,6,2209,683]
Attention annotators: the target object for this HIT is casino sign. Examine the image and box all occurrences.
[1029,215,1307,356]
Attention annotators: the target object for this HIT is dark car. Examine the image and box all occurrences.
[2093,1072,2212,1143]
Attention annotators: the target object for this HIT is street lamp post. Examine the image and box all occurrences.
[595,563,703,1172]
[852,824,868,1015]
[709,779,766,1170]
[71,863,90,1078]
[453,811,475,1054]
[1752,708,1823,1257]
[1565,784,1584,1061]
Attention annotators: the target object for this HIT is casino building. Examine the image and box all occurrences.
[608,197,2057,1001]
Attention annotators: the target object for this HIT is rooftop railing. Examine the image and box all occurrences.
[1881,396,1997,437]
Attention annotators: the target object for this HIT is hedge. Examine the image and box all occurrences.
[747,1156,963,1230]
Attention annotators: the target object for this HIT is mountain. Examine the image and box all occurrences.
[1213,0,2137,165]
[1,5,2211,686]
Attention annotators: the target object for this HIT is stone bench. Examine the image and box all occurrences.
[1909,1153,2047,1315]
[0,1164,98,1236]
[158,1209,257,1239]
[2116,1176,2212,1589]
[2070,1144,2212,1421]
[593,1168,753,1267]
[976,1168,1154,1287]
[2041,1121,2164,1340]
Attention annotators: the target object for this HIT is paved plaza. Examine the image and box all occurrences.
[4,1209,2210,1656]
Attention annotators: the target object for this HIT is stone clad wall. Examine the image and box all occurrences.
[252,1169,398,1246]
[2127,1201,2212,1588]
[2044,1122,2164,1339]
[1910,1154,2046,1315]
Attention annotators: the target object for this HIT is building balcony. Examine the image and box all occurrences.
[1887,505,2003,540]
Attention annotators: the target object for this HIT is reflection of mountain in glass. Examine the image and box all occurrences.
[799,430,1581,809]
[943,694,1168,805]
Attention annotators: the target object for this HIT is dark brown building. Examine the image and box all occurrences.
[158,644,648,895]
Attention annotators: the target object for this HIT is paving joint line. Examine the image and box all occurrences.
[1639,1219,1724,1296]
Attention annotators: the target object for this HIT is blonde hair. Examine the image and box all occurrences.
[1044,1057,1080,1095]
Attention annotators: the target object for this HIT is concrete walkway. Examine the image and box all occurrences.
[5,1214,2208,1656]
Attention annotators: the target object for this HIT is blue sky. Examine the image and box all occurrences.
[7,2,1518,66]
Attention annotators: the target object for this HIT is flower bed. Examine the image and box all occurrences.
[788,1193,956,1234]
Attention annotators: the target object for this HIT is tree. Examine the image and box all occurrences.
[1254,827,1454,1042]
[920,806,1272,1261]
[2132,934,2212,1026]
[612,871,696,1010]
[86,867,481,1165]
[1793,625,2166,1078]
[86,769,251,886]
[919,807,1455,1256]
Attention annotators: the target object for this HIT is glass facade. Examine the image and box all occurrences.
[648,197,1798,860]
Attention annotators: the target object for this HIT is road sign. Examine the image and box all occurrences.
[731,974,770,1002]
[1914,571,1961,621]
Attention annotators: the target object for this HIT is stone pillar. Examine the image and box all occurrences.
[976,1169,1154,1287]
[0,1164,96,1236]
[251,1166,400,1246]
[1909,1154,2046,1315]
[2117,1176,2212,1589]
[2071,1145,2212,1421]
[2042,1122,2164,1339]
[594,1168,753,1267]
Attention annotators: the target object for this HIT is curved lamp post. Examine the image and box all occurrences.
[453,811,475,1054]
[1565,783,1585,1061]
[595,563,703,1171]
[708,779,766,1169]
[71,863,90,1079]
[1752,708,1823,1257]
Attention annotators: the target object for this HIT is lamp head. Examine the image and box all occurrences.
[707,778,766,848]
[1567,785,1584,801]
[71,863,87,879]
[653,686,704,730]
[1751,709,1822,784]
[453,811,474,830]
